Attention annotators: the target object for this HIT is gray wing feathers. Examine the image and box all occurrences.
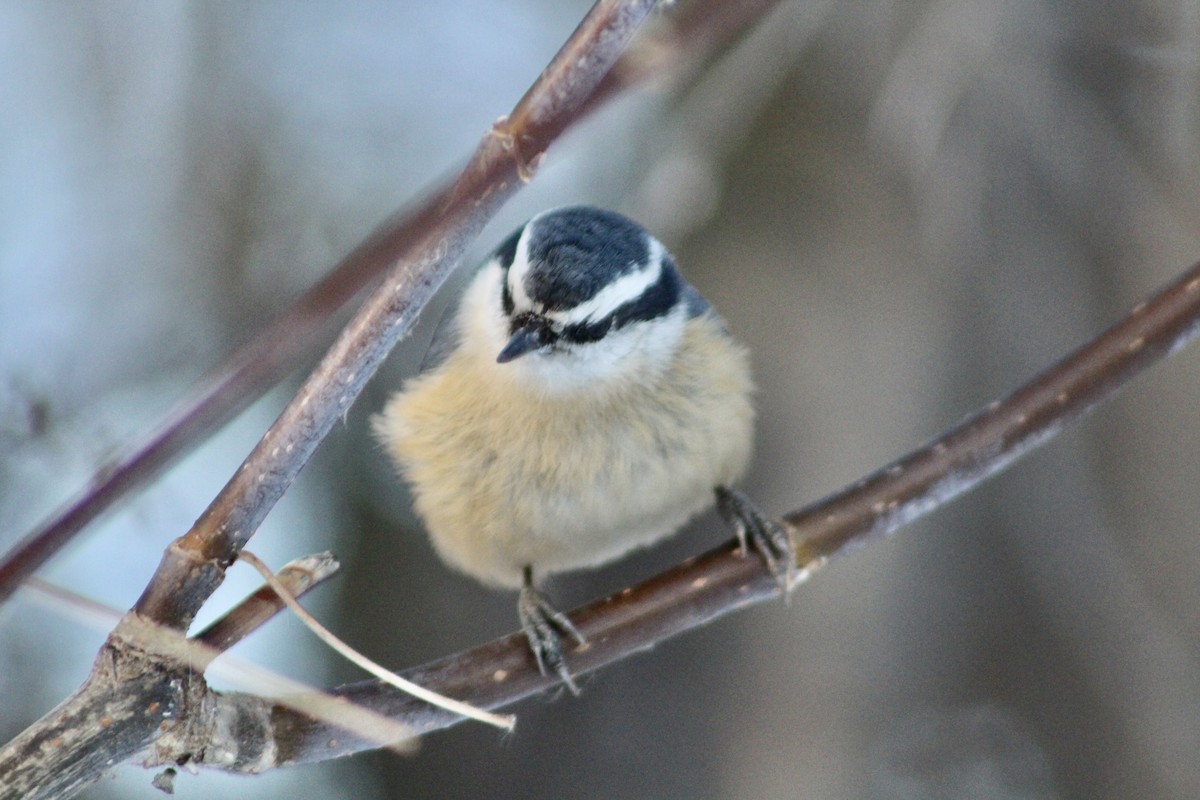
[419,302,462,374]
[681,281,734,336]
[682,282,711,319]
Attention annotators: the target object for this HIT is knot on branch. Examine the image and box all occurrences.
[487,117,546,184]
[109,614,277,774]
[132,541,228,630]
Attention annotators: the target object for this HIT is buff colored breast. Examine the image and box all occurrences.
[374,314,754,588]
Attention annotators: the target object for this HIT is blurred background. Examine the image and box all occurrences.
[2,1,1200,797]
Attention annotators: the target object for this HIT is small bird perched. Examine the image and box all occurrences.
[375,206,791,691]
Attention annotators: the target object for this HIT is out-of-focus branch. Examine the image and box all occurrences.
[0,0,784,608]
[134,0,660,633]
[25,553,339,662]
[239,260,1200,765]
[585,0,786,112]
[0,3,669,796]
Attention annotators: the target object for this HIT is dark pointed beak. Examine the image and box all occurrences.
[497,319,549,363]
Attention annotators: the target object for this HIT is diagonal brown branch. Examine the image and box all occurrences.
[224,259,1200,766]
[0,3,673,796]
[0,0,782,608]
[13,0,1192,790]
[131,0,662,632]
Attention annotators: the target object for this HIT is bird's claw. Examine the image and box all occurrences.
[715,485,798,596]
[518,568,585,695]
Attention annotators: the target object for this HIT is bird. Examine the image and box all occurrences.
[374,206,793,691]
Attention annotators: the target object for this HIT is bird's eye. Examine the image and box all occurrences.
[509,311,539,336]
[562,317,612,344]
[509,311,558,347]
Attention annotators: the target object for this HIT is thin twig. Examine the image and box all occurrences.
[191,551,340,657]
[237,259,1200,765]
[25,554,339,662]
[17,583,417,767]
[238,550,514,731]
[0,0,778,608]
[0,4,667,796]
[131,0,661,633]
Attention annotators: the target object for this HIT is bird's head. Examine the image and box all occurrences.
[475,206,691,391]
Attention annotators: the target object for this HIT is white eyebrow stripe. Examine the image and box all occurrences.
[548,239,664,327]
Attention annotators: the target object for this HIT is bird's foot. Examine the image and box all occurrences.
[715,485,798,596]
[518,566,586,695]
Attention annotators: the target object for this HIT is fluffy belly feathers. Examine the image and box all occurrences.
[376,321,754,588]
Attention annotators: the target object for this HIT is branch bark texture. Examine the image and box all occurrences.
[0,2,662,796]
[133,0,661,632]
[234,260,1200,765]
[6,0,1199,794]
[0,0,776,607]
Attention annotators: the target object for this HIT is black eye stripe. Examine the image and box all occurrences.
[609,256,680,328]
[558,258,682,345]
[560,317,611,344]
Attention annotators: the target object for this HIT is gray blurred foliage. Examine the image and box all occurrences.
[2,1,1200,798]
